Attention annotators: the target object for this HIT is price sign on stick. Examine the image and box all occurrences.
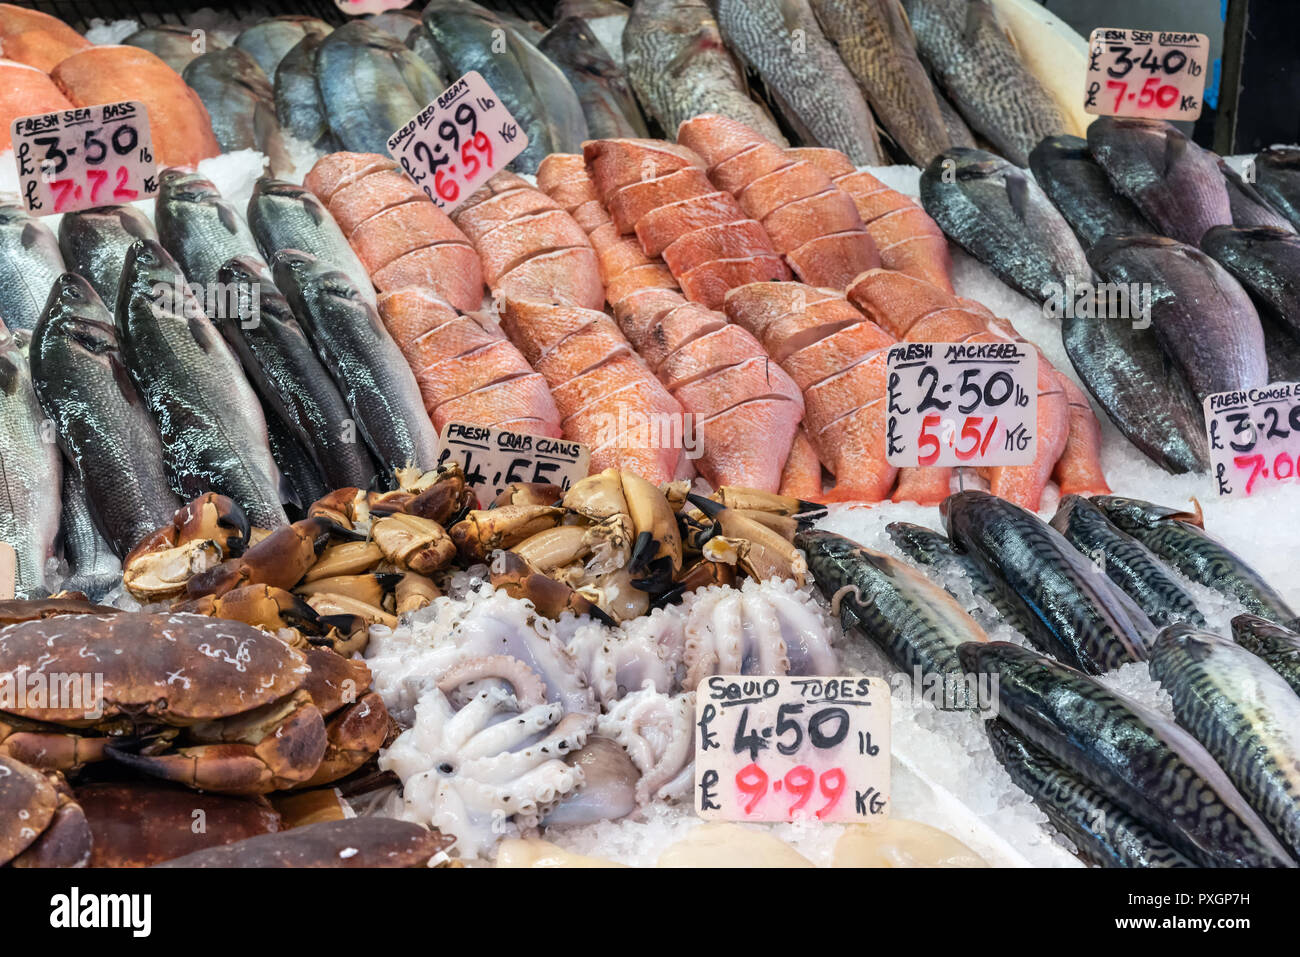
[12,101,158,216]
[885,342,1037,469]
[1204,384,1300,497]
[388,71,528,214]
[1084,28,1209,121]
[436,422,590,502]
[0,543,13,601]
[695,675,890,824]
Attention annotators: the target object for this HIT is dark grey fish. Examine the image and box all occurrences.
[233,15,332,79]
[1095,496,1296,625]
[1221,159,1294,233]
[713,0,884,165]
[123,24,227,74]
[1231,614,1300,696]
[155,169,264,292]
[920,147,1091,303]
[1050,494,1205,628]
[0,320,60,597]
[59,466,120,602]
[316,20,444,157]
[1150,624,1300,861]
[0,203,65,343]
[1252,146,1300,231]
[419,0,587,173]
[271,250,440,479]
[557,0,630,69]
[1087,117,1231,245]
[265,412,328,512]
[365,11,422,42]
[538,17,648,140]
[274,33,339,153]
[1089,235,1267,401]
[217,255,378,493]
[1200,225,1300,340]
[183,47,293,178]
[246,178,376,307]
[959,641,1294,868]
[886,520,1038,636]
[933,85,975,150]
[117,240,286,529]
[985,719,1194,868]
[623,0,784,144]
[797,527,990,707]
[56,206,157,318]
[902,0,1064,166]
[29,274,180,558]
[1029,134,1154,251]
[943,490,1152,674]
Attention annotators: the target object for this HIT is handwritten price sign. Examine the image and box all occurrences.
[334,0,414,14]
[885,341,1037,468]
[388,71,528,214]
[1205,383,1300,497]
[694,675,890,824]
[1085,28,1208,121]
[12,101,157,216]
[436,422,590,501]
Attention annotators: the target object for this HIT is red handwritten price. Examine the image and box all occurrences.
[734,763,848,819]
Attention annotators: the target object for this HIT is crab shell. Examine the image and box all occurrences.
[0,755,57,865]
[0,599,122,628]
[152,817,453,868]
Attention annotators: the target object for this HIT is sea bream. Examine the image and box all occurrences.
[233,14,332,78]
[711,0,884,165]
[623,0,784,144]
[0,318,60,597]
[124,24,227,74]
[116,240,286,529]
[1095,496,1297,625]
[1200,225,1300,339]
[29,274,180,558]
[274,32,338,152]
[1220,159,1295,233]
[1252,146,1300,231]
[1149,624,1300,861]
[57,206,156,318]
[557,0,631,69]
[1028,135,1154,251]
[960,641,1294,868]
[182,47,293,178]
[538,16,648,140]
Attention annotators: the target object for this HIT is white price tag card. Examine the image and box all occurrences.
[1204,383,1300,497]
[694,676,890,824]
[388,71,528,214]
[436,422,590,501]
[0,543,13,601]
[1085,28,1209,120]
[335,0,414,14]
[885,341,1037,468]
[12,101,157,216]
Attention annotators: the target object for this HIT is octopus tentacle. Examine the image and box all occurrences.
[437,654,548,709]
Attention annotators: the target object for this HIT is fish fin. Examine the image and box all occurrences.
[217,202,243,238]
[121,211,153,241]
[1174,498,1204,528]
[20,222,48,251]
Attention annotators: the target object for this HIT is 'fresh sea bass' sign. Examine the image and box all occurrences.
[1085,28,1209,121]
[388,71,528,214]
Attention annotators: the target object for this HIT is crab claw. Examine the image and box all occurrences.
[185,516,338,599]
[490,552,616,626]
[175,493,251,557]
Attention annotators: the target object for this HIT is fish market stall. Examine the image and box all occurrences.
[0,0,1295,880]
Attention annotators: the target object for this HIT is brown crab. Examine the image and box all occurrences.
[153,817,453,868]
[0,756,92,868]
[123,493,250,601]
[0,612,387,795]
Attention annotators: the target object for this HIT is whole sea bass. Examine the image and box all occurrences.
[1087,117,1231,245]
[1089,235,1268,400]
[247,178,377,307]
[182,47,293,178]
[274,33,338,152]
[1049,494,1205,628]
[1028,135,1154,251]
[316,20,444,157]
[961,641,1294,868]
[920,147,1090,303]
[1231,615,1300,696]
[809,0,955,165]
[797,528,990,708]
[420,0,587,173]
[712,0,883,165]
[117,240,286,529]
[233,15,332,78]
[943,490,1152,674]
[1150,625,1300,861]
[538,16,648,139]
[59,466,121,601]
[985,719,1194,868]
[623,0,784,143]
[0,203,65,344]
[902,0,1064,166]
[56,205,156,317]
[29,274,180,558]
[1095,497,1297,625]
[0,319,61,597]
[155,169,265,291]
[217,256,378,493]
[272,250,440,479]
